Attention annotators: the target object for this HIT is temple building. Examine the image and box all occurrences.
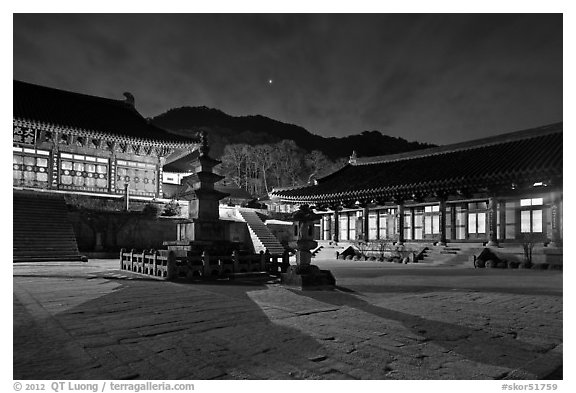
[13,80,203,261]
[13,80,204,198]
[270,123,563,257]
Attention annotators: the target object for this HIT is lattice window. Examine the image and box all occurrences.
[339,214,349,241]
[455,205,467,240]
[467,202,487,235]
[403,209,412,240]
[378,210,388,239]
[13,147,50,188]
[59,153,108,192]
[414,207,424,239]
[424,205,440,235]
[520,198,544,233]
[116,159,157,197]
[368,211,378,240]
[323,215,331,241]
[348,212,357,240]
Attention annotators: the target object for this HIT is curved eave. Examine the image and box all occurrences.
[354,123,563,166]
[271,167,562,205]
[14,117,201,150]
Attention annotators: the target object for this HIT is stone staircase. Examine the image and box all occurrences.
[237,209,285,255]
[13,191,83,262]
[417,243,483,267]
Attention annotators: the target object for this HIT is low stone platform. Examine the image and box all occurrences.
[281,264,336,290]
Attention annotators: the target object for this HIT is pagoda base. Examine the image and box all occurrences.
[163,219,247,256]
[175,219,226,243]
[281,264,336,290]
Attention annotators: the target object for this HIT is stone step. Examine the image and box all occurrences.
[239,210,285,254]
[13,255,84,263]
[13,191,81,262]
[12,247,81,253]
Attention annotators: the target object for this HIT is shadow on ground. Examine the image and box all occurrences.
[292,286,560,378]
[14,278,341,380]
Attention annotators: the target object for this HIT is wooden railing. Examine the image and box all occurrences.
[120,248,290,280]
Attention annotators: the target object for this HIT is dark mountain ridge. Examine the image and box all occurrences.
[152,106,435,159]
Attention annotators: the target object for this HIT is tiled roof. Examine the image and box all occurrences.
[163,151,200,173]
[162,174,253,202]
[270,123,563,204]
[217,184,254,202]
[14,80,200,146]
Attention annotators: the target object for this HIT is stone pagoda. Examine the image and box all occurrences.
[163,131,231,254]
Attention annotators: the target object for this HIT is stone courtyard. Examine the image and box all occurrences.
[13,259,562,380]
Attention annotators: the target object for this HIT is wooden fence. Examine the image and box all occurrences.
[120,248,290,280]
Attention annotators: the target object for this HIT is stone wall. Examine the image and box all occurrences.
[68,211,184,252]
[69,211,252,253]
[225,220,250,244]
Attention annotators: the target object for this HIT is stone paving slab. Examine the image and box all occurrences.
[13,259,562,380]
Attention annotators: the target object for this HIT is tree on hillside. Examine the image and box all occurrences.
[221,144,248,189]
[305,150,333,182]
[219,140,346,198]
[253,144,274,193]
[276,140,304,187]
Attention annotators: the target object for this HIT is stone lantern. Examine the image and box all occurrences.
[291,205,319,267]
[282,205,336,289]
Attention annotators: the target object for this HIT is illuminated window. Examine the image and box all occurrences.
[455,205,466,240]
[378,210,392,239]
[348,212,356,240]
[339,214,348,241]
[520,198,544,233]
[13,149,51,188]
[59,153,108,191]
[116,159,157,196]
[414,208,423,239]
[368,211,378,240]
[424,205,440,234]
[468,212,486,234]
[404,209,412,240]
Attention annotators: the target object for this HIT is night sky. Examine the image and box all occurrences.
[13,13,562,145]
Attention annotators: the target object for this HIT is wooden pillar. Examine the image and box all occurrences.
[410,207,415,240]
[332,207,340,242]
[397,201,405,245]
[363,205,370,241]
[450,204,456,240]
[439,199,447,246]
[549,192,562,247]
[498,200,506,242]
[124,183,130,211]
[375,209,380,240]
[487,196,499,247]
